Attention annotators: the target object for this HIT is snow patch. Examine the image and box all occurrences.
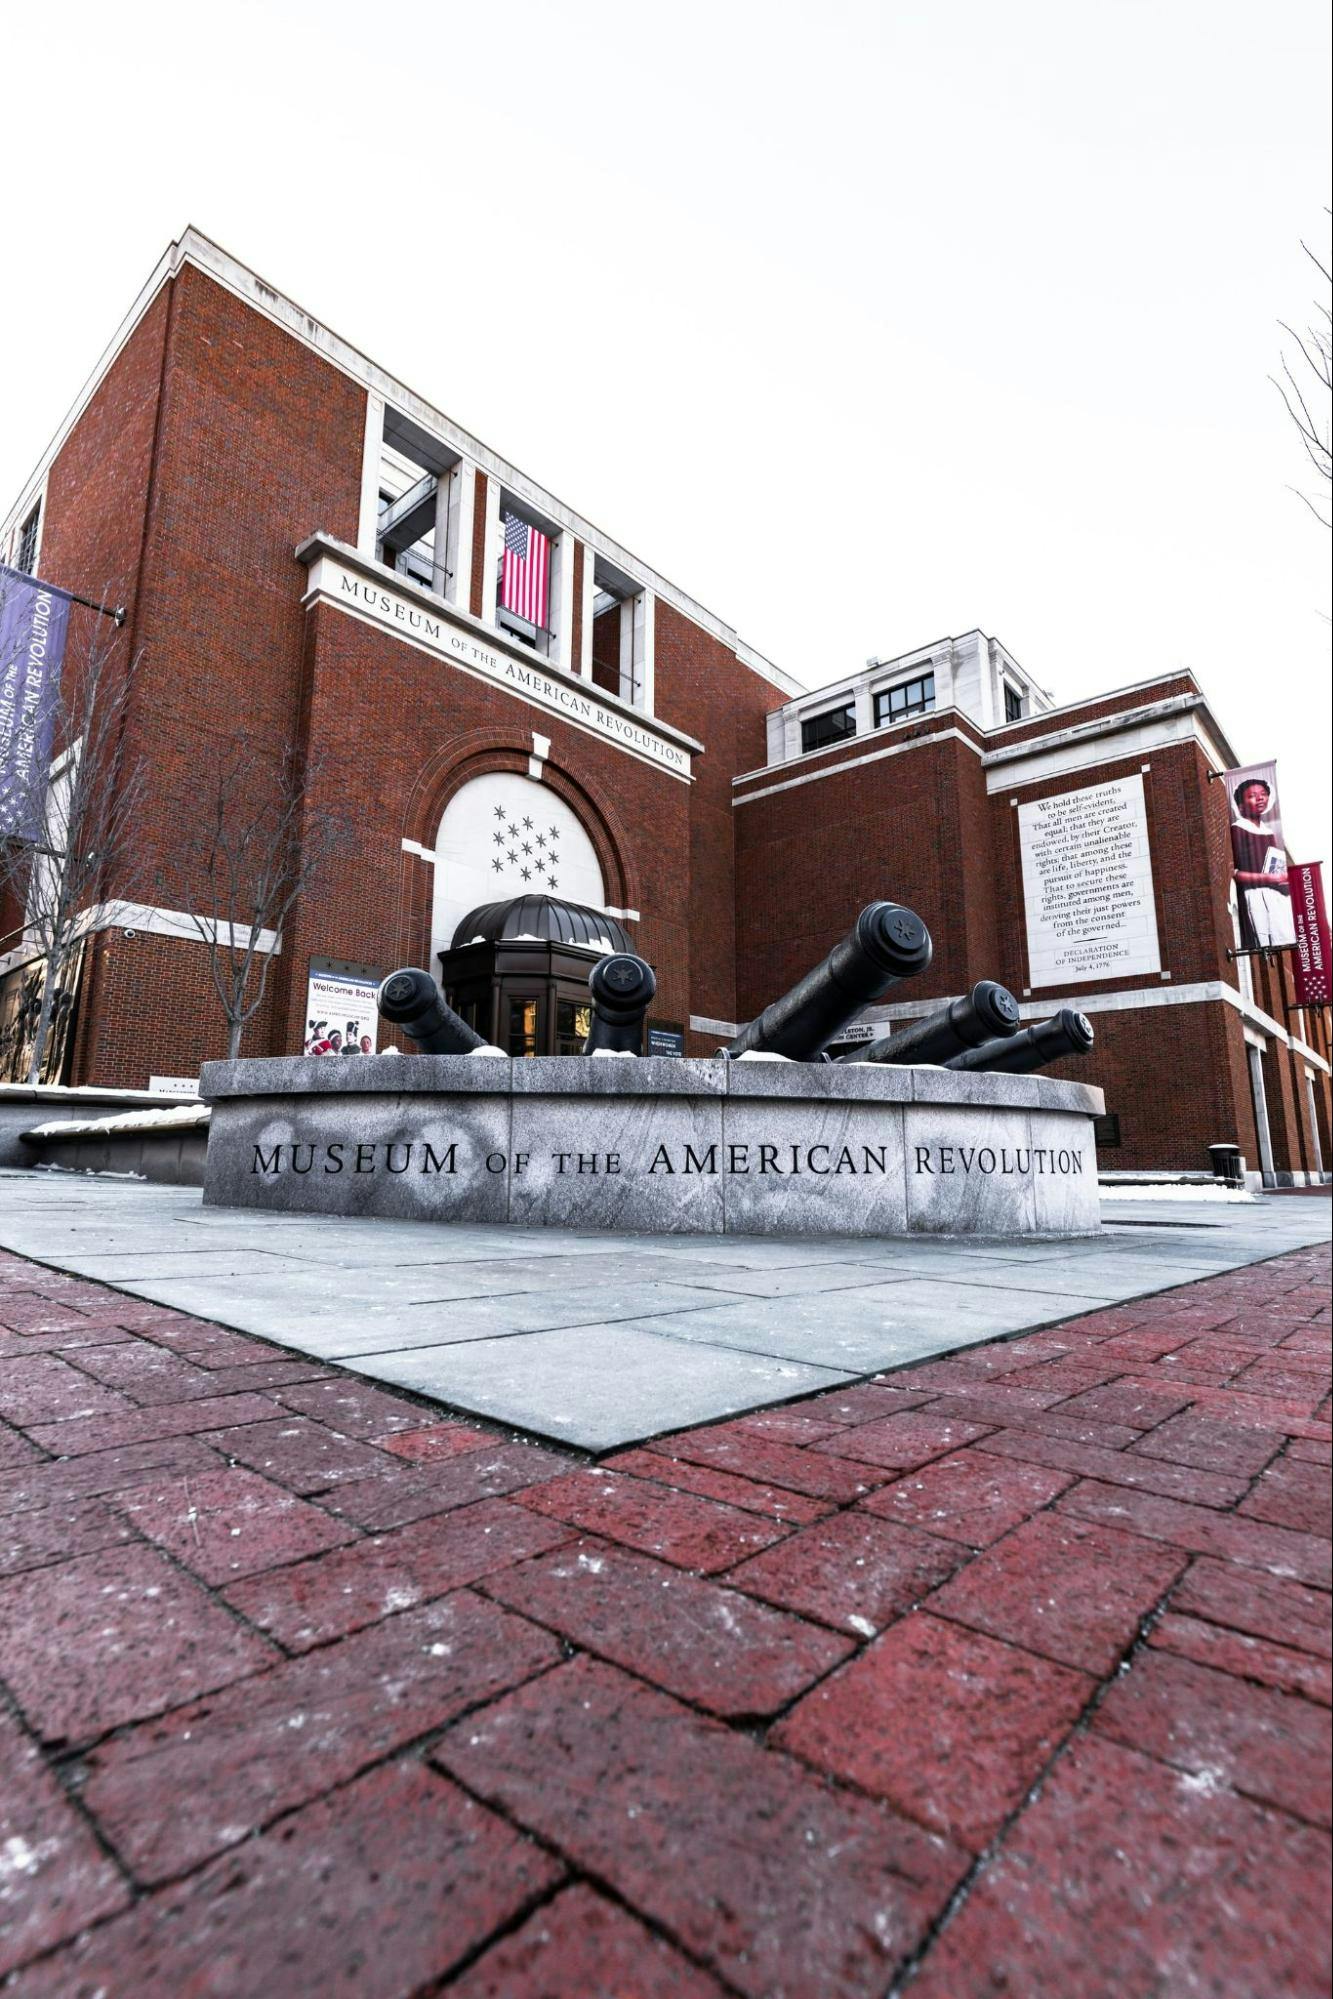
[0,1835,56,1881]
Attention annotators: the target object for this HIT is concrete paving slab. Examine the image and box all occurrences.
[0,1171,1326,1449]
[606,1277,1112,1375]
[97,1274,761,1361]
[355,1322,850,1449]
[43,1252,327,1281]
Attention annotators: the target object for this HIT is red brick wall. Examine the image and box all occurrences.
[39,285,172,616]
[651,601,785,1045]
[992,676,1200,748]
[734,734,988,1021]
[115,263,366,889]
[26,288,174,1083]
[73,927,280,1089]
[1077,1002,1251,1174]
[28,262,367,1084]
[277,604,694,1055]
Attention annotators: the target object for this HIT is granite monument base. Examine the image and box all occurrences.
[199,1056,1104,1238]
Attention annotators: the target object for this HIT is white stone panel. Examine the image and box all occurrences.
[432,771,606,964]
[1018,774,1161,987]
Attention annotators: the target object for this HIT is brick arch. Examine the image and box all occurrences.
[393,731,638,967]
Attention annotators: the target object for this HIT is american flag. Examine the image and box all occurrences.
[501,513,550,630]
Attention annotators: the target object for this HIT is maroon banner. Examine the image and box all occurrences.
[1290,863,1331,1006]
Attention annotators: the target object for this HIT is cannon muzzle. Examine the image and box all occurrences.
[849,980,1021,1066]
[376,968,486,1054]
[946,1007,1094,1076]
[583,953,656,1054]
[725,901,932,1061]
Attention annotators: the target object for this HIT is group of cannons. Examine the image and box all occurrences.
[375,899,1094,1079]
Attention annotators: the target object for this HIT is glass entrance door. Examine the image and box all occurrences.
[464,973,601,1056]
[506,993,545,1058]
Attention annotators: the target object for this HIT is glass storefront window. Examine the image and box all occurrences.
[555,999,591,1055]
[507,997,540,1057]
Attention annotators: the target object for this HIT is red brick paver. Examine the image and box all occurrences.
[0,1235,1328,1995]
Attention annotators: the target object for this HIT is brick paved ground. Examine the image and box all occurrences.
[0,1236,1328,1997]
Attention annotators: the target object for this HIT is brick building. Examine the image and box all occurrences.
[2,229,1328,1185]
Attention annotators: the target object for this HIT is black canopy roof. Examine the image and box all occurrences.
[449,895,633,954]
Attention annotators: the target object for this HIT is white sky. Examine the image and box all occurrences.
[4,0,1330,852]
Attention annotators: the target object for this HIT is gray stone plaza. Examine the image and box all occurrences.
[2,1166,1326,1449]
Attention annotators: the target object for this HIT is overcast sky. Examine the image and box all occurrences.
[4,1,1330,851]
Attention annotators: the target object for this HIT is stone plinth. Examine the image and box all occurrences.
[199,1056,1103,1238]
[0,1084,200,1170]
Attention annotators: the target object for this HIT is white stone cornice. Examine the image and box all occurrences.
[0,902,281,979]
[731,725,981,804]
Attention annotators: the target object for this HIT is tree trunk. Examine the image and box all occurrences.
[25,955,60,1087]
[227,1016,245,1060]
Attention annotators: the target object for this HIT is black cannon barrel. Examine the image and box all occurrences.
[725,901,933,1061]
[376,968,486,1054]
[946,1007,1094,1076]
[583,953,657,1054]
[848,980,1021,1067]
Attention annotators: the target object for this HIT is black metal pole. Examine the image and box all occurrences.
[1,563,125,626]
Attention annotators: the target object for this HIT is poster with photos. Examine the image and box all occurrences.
[304,965,380,1056]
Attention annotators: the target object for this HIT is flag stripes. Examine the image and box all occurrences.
[501,512,550,630]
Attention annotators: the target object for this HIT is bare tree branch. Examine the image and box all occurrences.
[0,575,146,1084]
[1271,214,1333,530]
[157,741,351,1059]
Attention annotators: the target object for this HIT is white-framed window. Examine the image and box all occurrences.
[371,406,473,608]
[489,490,576,671]
[375,443,450,596]
[588,553,652,710]
[873,670,935,727]
[496,501,557,655]
[15,502,41,576]
[1004,681,1025,723]
[801,701,857,754]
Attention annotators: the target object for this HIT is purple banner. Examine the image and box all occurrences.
[1290,862,1331,1006]
[0,565,71,842]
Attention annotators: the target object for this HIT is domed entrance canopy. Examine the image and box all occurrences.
[440,895,642,1057]
[451,895,633,955]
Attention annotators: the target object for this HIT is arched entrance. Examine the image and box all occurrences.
[431,770,607,967]
[430,772,633,1055]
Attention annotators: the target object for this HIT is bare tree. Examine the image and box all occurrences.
[159,741,349,1060]
[1272,217,1332,530]
[0,576,144,1085]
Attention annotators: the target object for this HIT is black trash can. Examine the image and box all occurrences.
[1208,1143,1244,1187]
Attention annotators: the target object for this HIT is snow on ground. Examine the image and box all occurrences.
[1098,1180,1257,1204]
[25,1105,211,1140]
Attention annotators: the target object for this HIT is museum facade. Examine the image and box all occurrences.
[2,229,1328,1184]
